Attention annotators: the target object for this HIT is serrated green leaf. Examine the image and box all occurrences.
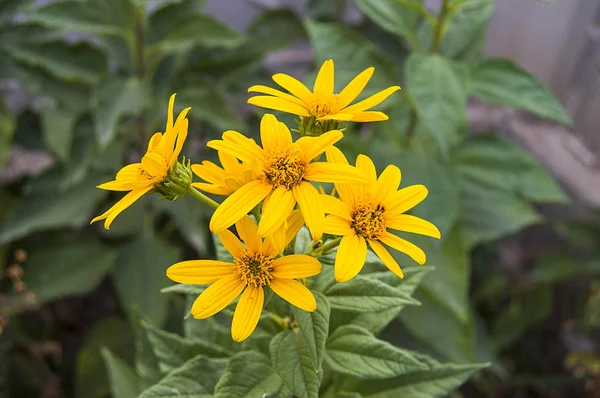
[138,355,226,398]
[114,236,180,326]
[404,53,468,150]
[323,275,420,312]
[143,322,233,373]
[0,172,107,244]
[214,351,282,398]
[40,106,77,161]
[353,0,421,49]
[470,58,572,126]
[355,351,488,397]
[326,325,426,378]
[4,41,106,85]
[93,77,145,147]
[100,348,142,398]
[271,293,330,398]
[305,20,400,97]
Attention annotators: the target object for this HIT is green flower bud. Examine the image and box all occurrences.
[299,116,339,137]
[156,158,192,201]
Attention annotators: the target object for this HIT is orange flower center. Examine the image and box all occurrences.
[263,148,306,190]
[235,253,274,288]
[351,203,387,240]
[306,93,340,118]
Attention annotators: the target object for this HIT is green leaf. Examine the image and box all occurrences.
[114,236,180,326]
[404,53,468,150]
[305,20,400,96]
[27,0,135,39]
[0,172,107,244]
[323,275,420,312]
[4,41,106,85]
[14,238,116,309]
[156,195,211,255]
[161,284,205,295]
[40,106,77,161]
[148,14,244,55]
[147,0,211,44]
[326,325,426,378]
[93,77,145,147]
[531,253,600,285]
[100,348,142,398]
[337,267,433,334]
[75,317,135,398]
[270,293,331,398]
[214,351,282,398]
[353,0,421,49]
[0,100,15,166]
[491,286,553,350]
[138,355,226,398]
[133,318,162,389]
[143,322,232,373]
[470,58,573,126]
[438,0,495,60]
[355,351,488,397]
[248,9,306,51]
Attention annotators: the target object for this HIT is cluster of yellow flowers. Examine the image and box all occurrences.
[91,60,440,342]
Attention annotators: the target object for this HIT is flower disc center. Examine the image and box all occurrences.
[306,93,340,118]
[351,203,387,240]
[235,253,274,288]
[263,149,306,189]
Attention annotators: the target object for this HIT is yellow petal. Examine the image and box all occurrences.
[283,210,305,248]
[349,111,389,122]
[248,85,306,106]
[314,59,334,94]
[324,215,354,236]
[386,214,441,239]
[191,161,225,184]
[96,180,129,191]
[317,113,353,121]
[335,234,367,282]
[116,163,142,181]
[141,152,168,177]
[293,181,324,240]
[384,185,428,216]
[166,93,176,130]
[297,129,343,160]
[247,96,310,117]
[147,132,163,152]
[373,165,401,203]
[218,151,241,172]
[260,114,292,152]
[271,255,322,278]
[324,147,355,207]
[235,215,262,253]
[210,181,272,233]
[368,240,404,279]
[304,162,369,185]
[218,229,246,258]
[342,86,401,114]
[207,140,260,165]
[269,278,317,312]
[321,194,352,219]
[258,186,296,237]
[90,186,153,230]
[379,232,426,265]
[272,73,313,102]
[231,285,264,342]
[338,67,374,108]
[265,209,305,255]
[166,260,235,284]
[170,118,189,168]
[222,131,265,160]
[355,154,377,182]
[191,274,245,319]
[190,182,231,196]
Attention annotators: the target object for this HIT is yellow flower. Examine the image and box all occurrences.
[190,151,255,196]
[207,113,369,240]
[91,94,191,229]
[248,59,400,125]
[322,147,441,282]
[166,215,321,342]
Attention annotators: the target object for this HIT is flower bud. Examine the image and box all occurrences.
[156,158,193,201]
[299,116,339,137]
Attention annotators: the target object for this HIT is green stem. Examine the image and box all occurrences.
[430,0,450,54]
[186,186,220,210]
[270,313,287,330]
[311,237,342,257]
[403,108,418,147]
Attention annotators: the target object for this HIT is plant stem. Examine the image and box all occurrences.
[311,237,342,257]
[430,0,450,54]
[403,108,418,147]
[186,186,220,210]
[269,313,287,330]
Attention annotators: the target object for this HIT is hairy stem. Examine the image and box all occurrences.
[186,186,220,210]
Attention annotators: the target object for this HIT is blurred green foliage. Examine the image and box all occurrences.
[0,0,598,397]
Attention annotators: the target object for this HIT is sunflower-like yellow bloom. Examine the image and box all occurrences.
[91,94,191,229]
[191,151,255,196]
[166,216,321,342]
[322,147,441,282]
[207,113,369,240]
[248,59,400,133]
